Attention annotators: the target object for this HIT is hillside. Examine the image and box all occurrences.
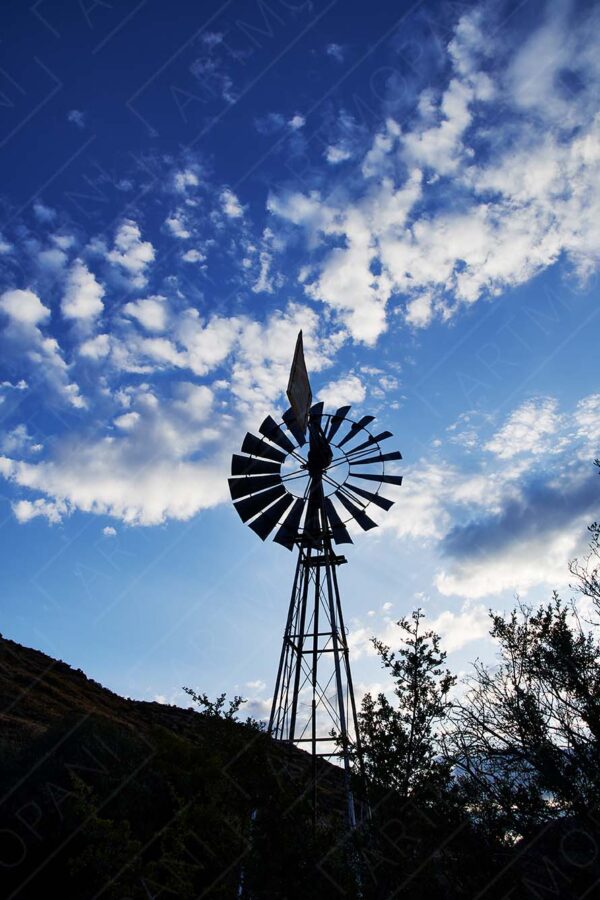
[0,634,352,899]
[1,632,224,753]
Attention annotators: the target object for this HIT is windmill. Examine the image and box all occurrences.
[228,332,402,827]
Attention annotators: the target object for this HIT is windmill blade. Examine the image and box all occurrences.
[231,454,281,476]
[350,472,403,487]
[241,432,287,463]
[309,401,324,427]
[326,405,351,442]
[228,474,282,501]
[336,415,376,449]
[324,497,353,545]
[345,482,394,511]
[249,493,294,541]
[282,407,307,447]
[335,490,378,531]
[259,415,296,455]
[345,431,393,456]
[233,484,286,523]
[273,498,306,549]
[349,450,402,466]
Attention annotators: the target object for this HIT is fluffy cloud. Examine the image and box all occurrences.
[107,220,155,288]
[0,384,225,526]
[220,188,243,219]
[173,168,199,193]
[326,145,351,164]
[1,425,42,455]
[11,497,67,524]
[61,260,105,321]
[123,295,168,332]
[0,289,85,408]
[165,211,191,239]
[182,249,205,264]
[0,289,49,326]
[319,374,366,409]
[79,333,110,359]
[484,398,561,458]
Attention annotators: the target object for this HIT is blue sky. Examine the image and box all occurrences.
[1,0,599,715]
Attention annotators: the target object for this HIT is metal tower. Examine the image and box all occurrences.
[228,332,402,827]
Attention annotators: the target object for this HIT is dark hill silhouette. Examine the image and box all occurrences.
[1,632,226,751]
[0,633,354,899]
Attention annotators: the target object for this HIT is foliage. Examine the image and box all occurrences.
[356,609,455,801]
[182,687,247,719]
[447,594,600,839]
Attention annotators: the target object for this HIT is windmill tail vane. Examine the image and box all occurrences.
[228,331,403,828]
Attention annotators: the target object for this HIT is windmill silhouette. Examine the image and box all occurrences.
[229,332,402,827]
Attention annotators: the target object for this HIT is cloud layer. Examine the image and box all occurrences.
[268,3,600,342]
[381,395,600,599]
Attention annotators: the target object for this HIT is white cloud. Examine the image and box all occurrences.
[266,6,600,341]
[325,145,351,164]
[123,295,168,332]
[1,289,86,408]
[103,525,116,537]
[165,212,191,239]
[173,168,199,193]
[1,425,42,455]
[79,333,110,359]
[381,463,448,541]
[380,393,600,600]
[229,303,338,414]
[0,289,49,326]
[107,220,155,288]
[435,527,582,600]
[428,604,491,652]
[574,395,600,457]
[289,114,305,130]
[319,374,365,409]
[175,311,243,377]
[220,188,243,219]
[270,170,422,344]
[350,600,492,660]
[405,293,434,328]
[61,259,105,321]
[114,411,140,430]
[0,385,225,526]
[12,497,67,524]
[484,397,560,459]
[182,249,205,263]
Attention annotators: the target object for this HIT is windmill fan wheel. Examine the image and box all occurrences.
[228,402,403,549]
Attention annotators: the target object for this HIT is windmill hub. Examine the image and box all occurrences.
[307,424,333,477]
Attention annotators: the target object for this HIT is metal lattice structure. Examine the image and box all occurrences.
[228,334,402,827]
